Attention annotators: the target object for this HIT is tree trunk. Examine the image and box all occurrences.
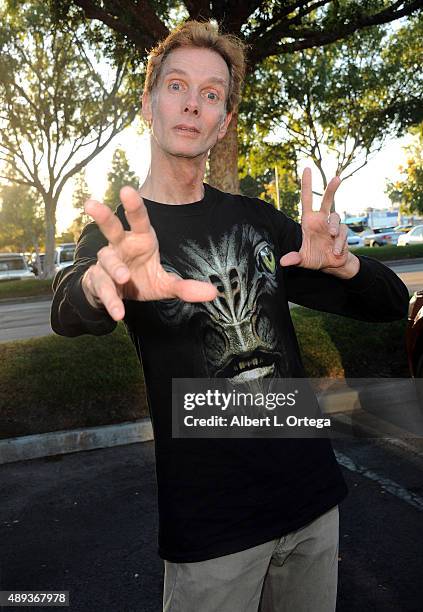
[209,112,239,193]
[43,198,57,279]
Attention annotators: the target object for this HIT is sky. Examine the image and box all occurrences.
[55,125,412,233]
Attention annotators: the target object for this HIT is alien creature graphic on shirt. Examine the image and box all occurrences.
[153,224,290,384]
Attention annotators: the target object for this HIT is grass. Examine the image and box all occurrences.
[0,278,53,299]
[0,323,148,439]
[0,309,409,438]
[291,308,408,379]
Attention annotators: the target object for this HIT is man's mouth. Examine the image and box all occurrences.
[174,124,200,134]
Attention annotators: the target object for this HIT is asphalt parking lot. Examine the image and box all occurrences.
[0,436,422,612]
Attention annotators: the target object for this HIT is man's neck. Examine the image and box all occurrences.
[139,142,207,204]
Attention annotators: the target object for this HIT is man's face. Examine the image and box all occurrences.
[142,46,232,159]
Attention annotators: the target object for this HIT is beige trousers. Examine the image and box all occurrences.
[163,505,339,612]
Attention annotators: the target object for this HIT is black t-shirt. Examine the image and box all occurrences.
[51,183,409,562]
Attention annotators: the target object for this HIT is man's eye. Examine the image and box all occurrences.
[169,82,181,91]
[205,91,218,101]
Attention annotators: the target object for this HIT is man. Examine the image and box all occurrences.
[51,20,409,612]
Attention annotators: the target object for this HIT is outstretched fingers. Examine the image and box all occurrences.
[301,167,313,215]
[120,186,152,234]
[327,211,341,237]
[167,275,218,303]
[97,245,130,285]
[85,199,126,245]
[332,223,348,256]
[320,176,341,216]
[83,264,125,321]
[279,251,302,267]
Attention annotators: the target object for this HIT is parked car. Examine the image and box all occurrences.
[362,227,398,247]
[54,243,76,272]
[0,253,36,282]
[397,225,423,246]
[393,224,414,234]
[347,227,365,249]
[406,290,423,377]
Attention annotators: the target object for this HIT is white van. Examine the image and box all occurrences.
[0,253,36,281]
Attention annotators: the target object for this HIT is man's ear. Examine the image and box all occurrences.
[217,111,233,141]
[142,91,153,124]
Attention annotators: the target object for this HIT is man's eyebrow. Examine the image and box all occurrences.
[162,67,228,87]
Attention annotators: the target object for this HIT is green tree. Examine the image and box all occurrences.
[56,229,75,243]
[103,147,139,208]
[72,170,91,212]
[0,174,44,253]
[241,15,423,201]
[239,140,300,220]
[51,0,422,193]
[69,169,91,240]
[0,1,139,276]
[386,125,423,214]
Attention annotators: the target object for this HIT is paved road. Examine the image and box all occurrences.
[391,263,423,293]
[0,299,52,342]
[0,437,422,612]
[1,261,423,343]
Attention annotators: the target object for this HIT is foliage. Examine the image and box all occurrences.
[291,307,408,379]
[0,172,44,252]
[240,15,423,191]
[351,243,423,261]
[50,1,422,65]
[55,229,75,243]
[386,125,423,215]
[0,324,147,438]
[103,147,139,208]
[239,140,300,220]
[68,170,91,240]
[0,0,140,275]
[49,1,423,191]
[0,278,52,299]
[72,170,91,212]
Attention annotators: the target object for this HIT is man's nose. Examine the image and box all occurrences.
[183,92,200,115]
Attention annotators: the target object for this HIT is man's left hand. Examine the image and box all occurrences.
[280,167,360,279]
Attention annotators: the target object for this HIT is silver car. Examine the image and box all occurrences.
[397,225,423,246]
[362,227,398,247]
[0,253,36,281]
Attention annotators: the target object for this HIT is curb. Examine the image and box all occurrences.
[0,418,153,465]
[0,392,361,466]
[0,388,363,466]
[2,380,420,466]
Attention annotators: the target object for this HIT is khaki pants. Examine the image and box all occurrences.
[163,505,339,612]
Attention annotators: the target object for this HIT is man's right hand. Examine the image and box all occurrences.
[81,186,217,321]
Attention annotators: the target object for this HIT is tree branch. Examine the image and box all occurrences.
[250,0,422,64]
[183,0,212,20]
[73,0,167,51]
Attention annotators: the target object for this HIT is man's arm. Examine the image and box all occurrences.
[275,168,409,322]
[51,187,218,337]
[51,222,117,337]
[283,254,409,322]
